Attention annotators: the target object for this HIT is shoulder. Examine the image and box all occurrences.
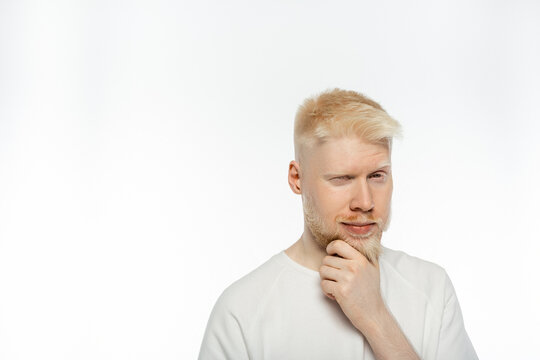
[200,255,288,360]
[380,246,446,278]
[212,252,289,319]
[379,246,451,301]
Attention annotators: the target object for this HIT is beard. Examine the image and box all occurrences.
[302,193,388,263]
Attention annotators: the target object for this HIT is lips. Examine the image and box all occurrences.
[342,221,375,227]
[341,222,376,235]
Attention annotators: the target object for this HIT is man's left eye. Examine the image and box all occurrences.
[369,172,386,180]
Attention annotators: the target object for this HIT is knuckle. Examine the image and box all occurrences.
[321,280,331,292]
[338,285,349,297]
[322,256,331,265]
[328,240,341,251]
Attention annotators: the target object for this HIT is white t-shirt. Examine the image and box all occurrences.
[199,246,478,360]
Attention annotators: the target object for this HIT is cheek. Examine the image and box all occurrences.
[317,188,350,218]
[373,186,393,210]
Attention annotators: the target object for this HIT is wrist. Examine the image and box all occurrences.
[355,305,420,360]
[353,302,389,335]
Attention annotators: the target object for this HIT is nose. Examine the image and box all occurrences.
[349,179,374,212]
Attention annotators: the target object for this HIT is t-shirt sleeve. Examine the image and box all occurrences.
[198,291,250,360]
[436,272,478,360]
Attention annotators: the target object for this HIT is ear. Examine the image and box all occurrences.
[288,160,302,194]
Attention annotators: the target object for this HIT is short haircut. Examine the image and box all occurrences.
[294,88,401,161]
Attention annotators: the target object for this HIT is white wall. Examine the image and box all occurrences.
[1,1,539,359]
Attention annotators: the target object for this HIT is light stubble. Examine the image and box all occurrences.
[302,193,385,263]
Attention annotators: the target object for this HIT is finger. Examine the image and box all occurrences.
[320,279,337,300]
[319,264,342,281]
[322,255,345,269]
[326,240,362,260]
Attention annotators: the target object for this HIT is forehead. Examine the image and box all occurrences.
[309,136,391,172]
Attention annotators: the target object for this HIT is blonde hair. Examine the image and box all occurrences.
[294,88,401,161]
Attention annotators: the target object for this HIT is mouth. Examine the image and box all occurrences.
[341,222,376,236]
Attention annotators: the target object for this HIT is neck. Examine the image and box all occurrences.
[285,230,327,271]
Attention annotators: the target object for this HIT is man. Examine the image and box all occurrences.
[199,89,478,359]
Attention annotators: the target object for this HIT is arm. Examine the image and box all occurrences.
[435,273,478,360]
[198,291,250,360]
[358,304,420,360]
[319,240,420,360]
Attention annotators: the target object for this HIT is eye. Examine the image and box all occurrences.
[330,175,353,183]
[368,172,387,182]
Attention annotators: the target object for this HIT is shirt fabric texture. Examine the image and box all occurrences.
[199,246,478,360]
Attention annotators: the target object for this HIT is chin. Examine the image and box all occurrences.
[312,227,383,263]
[344,235,382,263]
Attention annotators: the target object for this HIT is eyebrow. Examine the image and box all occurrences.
[377,161,392,170]
[375,162,392,169]
[323,163,392,178]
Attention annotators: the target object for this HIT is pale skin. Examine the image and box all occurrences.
[285,136,420,360]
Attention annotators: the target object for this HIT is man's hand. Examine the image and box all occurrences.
[319,239,384,332]
[319,240,420,360]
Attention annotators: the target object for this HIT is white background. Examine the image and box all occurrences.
[1,1,539,359]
